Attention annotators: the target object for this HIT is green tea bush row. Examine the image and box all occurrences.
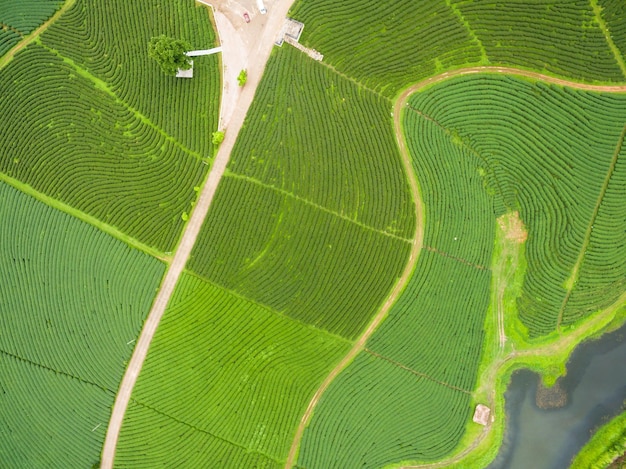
[403,109,497,267]
[451,0,625,82]
[0,182,164,466]
[115,273,349,467]
[116,402,281,469]
[0,28,21,56]
[297,352,471,468]
[563,138,626,324]
[229,46,415,238]
[1,355,114,468]
[41,0,220,156]
[368,251,491,391]
[0,45,208,251]
[289,0,482,98]
[408,74,626,336]
[188,177,411,339]
[599,0,626,64]
[0,0,62,35]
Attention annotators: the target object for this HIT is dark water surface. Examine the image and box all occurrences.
[488,322,626,469]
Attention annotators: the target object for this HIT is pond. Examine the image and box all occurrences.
[488,322,626,469]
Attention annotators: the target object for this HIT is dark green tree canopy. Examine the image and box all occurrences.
[148,35,192,76]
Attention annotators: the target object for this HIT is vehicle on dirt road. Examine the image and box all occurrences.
[243,12,250,23]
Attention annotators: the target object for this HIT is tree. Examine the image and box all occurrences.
[148,35,192,76]
[212,130,225,146]
[237,69,248,86]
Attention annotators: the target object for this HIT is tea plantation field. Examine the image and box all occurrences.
[115,273,350,468]
[2,0,626,467]
[296,75,626,467]
[290,0,626,98]
[406,75,626,336]
[188,46,415,340]
[0,0,62,56]
[0,182,164,467]
[0,0,219,252]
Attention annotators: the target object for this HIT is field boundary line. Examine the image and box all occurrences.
[284,66,626,469]
[557,125,626,330]
[317,60,393,102]
[185,269,354,346]
[0,0,75,71]
[444,0,488,63]
[364,349,472,395]
[101,0,300,466]
[130,399,282,465]
[424,245,487,270]
[590,0,626,80]
[0,348,111,393]
[0,172,167,261]
[38,43,208,162]
[226,172,413,243]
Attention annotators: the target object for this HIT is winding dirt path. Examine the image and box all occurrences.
[284,68,626,468]
[100,1,296,467]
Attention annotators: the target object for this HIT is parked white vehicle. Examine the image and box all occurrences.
[256,0,267,14]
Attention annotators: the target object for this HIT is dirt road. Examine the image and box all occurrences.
[100,1,296,467]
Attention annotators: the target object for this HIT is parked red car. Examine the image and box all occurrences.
[243,12,250,23]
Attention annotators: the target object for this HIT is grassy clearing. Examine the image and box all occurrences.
[115,273,350,467]
[571,411,626,469]
[0,182,164,466]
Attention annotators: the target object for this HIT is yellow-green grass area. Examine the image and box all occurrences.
[571,411,626,469]
[114,272,351,468]
[406,74,626,338]
[0,0,63,56]
[0,0,220,253]
[0,181,164,467]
